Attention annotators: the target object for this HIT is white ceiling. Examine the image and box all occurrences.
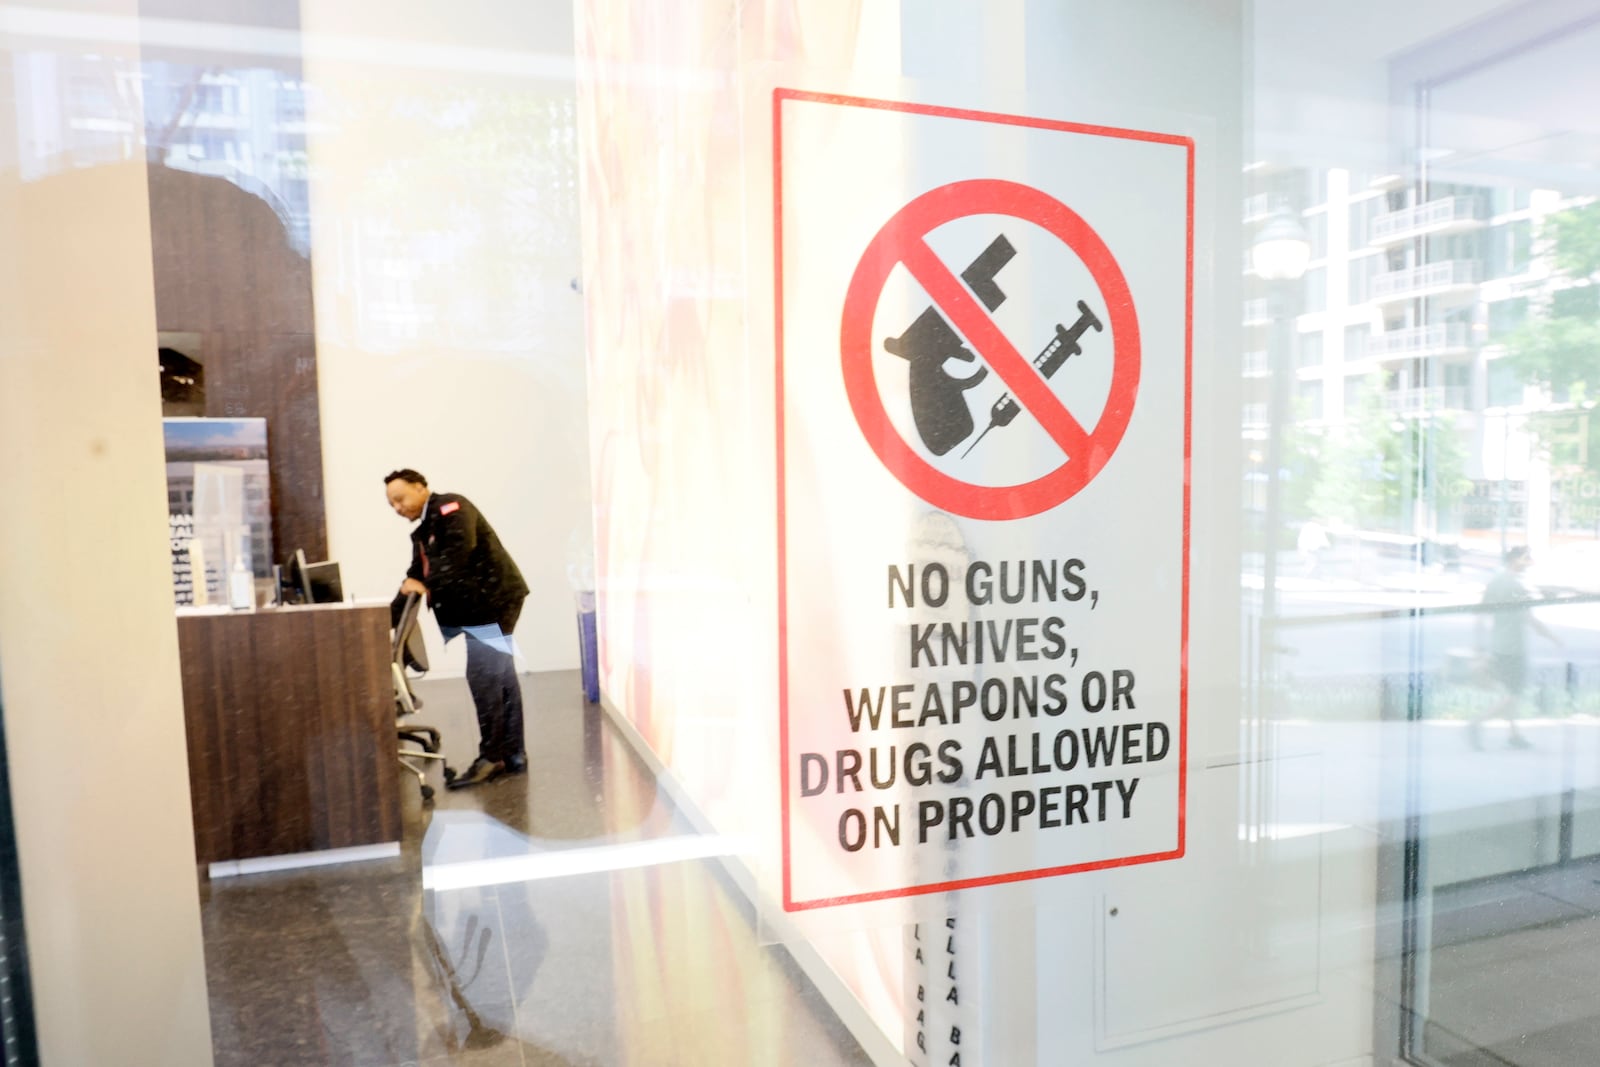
[1248,0,1600,189]
[1425,15,1600,193]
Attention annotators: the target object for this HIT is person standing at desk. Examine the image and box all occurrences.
[385,469,530,788]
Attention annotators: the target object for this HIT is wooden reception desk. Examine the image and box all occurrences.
[176,602,399,872]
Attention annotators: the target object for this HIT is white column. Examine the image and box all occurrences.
[0,5,214,1065]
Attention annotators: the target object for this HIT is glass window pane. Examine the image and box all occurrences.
[11,6,1600,1067]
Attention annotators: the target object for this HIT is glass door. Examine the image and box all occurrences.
[1393,9,1600,1064]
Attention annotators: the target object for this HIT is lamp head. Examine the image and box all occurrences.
[1251,209,1311,282]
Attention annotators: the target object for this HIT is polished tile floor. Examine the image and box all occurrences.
[200,670,874,1067]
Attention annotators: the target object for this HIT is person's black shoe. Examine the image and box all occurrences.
[446,757,504,790]
[504,753,527,775]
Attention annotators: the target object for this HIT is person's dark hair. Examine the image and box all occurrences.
[384,468,427,488]
[1505,545,1530,565]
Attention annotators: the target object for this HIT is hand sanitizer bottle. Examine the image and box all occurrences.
[229,552,254,610]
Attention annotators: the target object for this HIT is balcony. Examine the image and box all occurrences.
[1369,260,1481,305]
[1380,386,1471,415]
[1243,193,1292,223]
[1365,323,1473,361]
[1368,196,1485,246]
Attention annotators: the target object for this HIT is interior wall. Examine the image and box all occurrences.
[0,5,214,1063]
[301,0,591,677]
[572,1,908,1046]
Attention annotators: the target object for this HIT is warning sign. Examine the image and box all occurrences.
[775,90,1192,910]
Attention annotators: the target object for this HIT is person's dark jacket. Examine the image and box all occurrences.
[406,492,528,628]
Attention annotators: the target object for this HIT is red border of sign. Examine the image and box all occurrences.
[774,88,1194,912]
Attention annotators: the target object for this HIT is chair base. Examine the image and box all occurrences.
[398,724,441,752]
[399,724,451,804]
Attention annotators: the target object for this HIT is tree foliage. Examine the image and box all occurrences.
[1308,382,1469,531]
[1505,201,1600,399]
[1546,201,1600,279]
[1275,399,1324,522]
[1506,314,1600,400]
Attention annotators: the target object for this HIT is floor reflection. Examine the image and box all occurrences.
[1425,858,1600,1067]
[199,666,1600,1065]
[200,671,870,1067]
[1260,710,1600,1067]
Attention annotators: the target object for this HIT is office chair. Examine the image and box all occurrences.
[394,592,455,800]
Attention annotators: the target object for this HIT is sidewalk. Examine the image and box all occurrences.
[1243,570,1486,611]
[1246,539,1600,605]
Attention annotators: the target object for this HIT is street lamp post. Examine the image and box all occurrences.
[1251,209,1311,684]
[1499,409,1511,554]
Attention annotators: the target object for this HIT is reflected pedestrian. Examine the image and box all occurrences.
[1298,518,1330,578]
[1470,546,1562,750]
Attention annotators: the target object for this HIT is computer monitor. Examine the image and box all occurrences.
[303,560,343,604]
[279,549,342,605]
[281,548,312,604]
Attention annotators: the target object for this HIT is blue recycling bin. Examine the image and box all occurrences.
[576,590,599,703]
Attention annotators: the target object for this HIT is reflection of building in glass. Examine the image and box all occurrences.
[163,462,273,578]
[14,47,581,356]
[12,51,143,174]
[142,62,312,253]
[12,51,312,253]
[1244,165,1597,551]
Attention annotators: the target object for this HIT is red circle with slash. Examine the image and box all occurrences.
[840,179,1140,520]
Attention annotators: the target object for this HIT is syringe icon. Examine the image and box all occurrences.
[960,300,1104,458]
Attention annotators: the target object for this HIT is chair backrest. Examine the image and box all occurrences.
[393,592,429,672]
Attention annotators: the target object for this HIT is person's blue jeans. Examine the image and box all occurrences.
[440,600,525,764]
